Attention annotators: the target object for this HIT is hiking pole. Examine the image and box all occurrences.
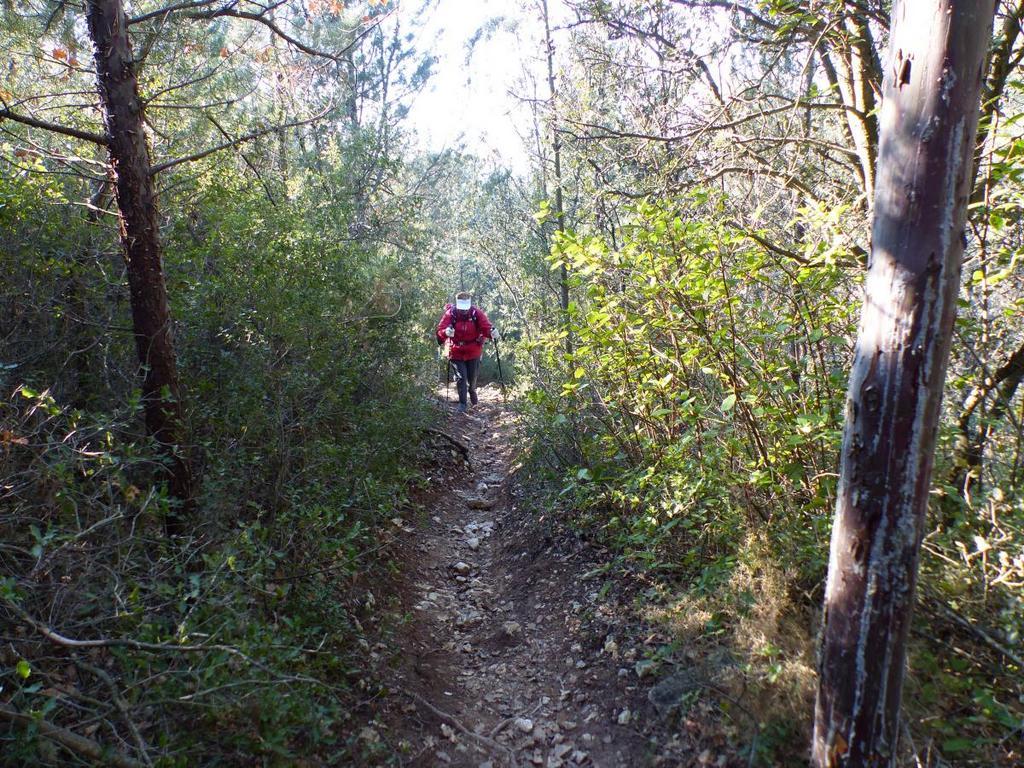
[438,347,445,404]
[492,339,507,401]
[444,348,452,408]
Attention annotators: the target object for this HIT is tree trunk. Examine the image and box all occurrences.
[86,0,194,527]
[541,0,571,355]
[813,3,995,766]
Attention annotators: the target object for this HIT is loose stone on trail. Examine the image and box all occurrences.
[515,717,534,733]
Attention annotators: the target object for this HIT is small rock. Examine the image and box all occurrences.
[552,743,574,759]
[502,621,522,637]
[634,659,657,679]
[468,497,496,510]
[452,562,472,576]
[467,537,481,550]
[476,482,489,493]
[617,709,631,725]
[648,672,701,716]
[515,717,534,733]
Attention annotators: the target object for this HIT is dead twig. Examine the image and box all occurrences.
[488,698,543,739]
[75,657,154,768]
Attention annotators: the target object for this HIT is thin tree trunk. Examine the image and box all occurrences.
[952,339,1024,494]
[813,2,995,766]
[86,0,194,528]
[541,0,571,355]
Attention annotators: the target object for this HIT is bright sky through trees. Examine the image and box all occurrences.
[404,0,562,172]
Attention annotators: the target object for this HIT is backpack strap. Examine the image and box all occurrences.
[449,305,480,345]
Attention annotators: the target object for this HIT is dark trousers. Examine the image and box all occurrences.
[451,358,480,405]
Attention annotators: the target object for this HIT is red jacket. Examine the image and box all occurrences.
[436,305,494,361]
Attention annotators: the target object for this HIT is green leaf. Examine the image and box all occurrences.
[941,738,972,753]
[721,394,737,412]
[15,659,30,679]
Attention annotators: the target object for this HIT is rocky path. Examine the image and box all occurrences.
[383,388,657,768]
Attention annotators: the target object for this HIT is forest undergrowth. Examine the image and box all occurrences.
[0,159,439,764]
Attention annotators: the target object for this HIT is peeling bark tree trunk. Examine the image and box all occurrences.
[86,0,194,527]
[813,3,995,766]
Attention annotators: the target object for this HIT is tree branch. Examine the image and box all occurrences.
[149,106,332,174]
[0,106,107,146]
[128,0,224,25]
[184,4,390,63]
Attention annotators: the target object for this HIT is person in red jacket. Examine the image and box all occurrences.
[436,291,498,413]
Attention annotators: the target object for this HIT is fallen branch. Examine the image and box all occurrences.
[2,598,336,692]
[0,703,143,768]
[400,687,518,768]
[921,593,1024,670]
[422,428,470,458]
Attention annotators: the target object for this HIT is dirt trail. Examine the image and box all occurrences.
[383,388,656,768]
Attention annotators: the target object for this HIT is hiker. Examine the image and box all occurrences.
[437,291,498,413]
